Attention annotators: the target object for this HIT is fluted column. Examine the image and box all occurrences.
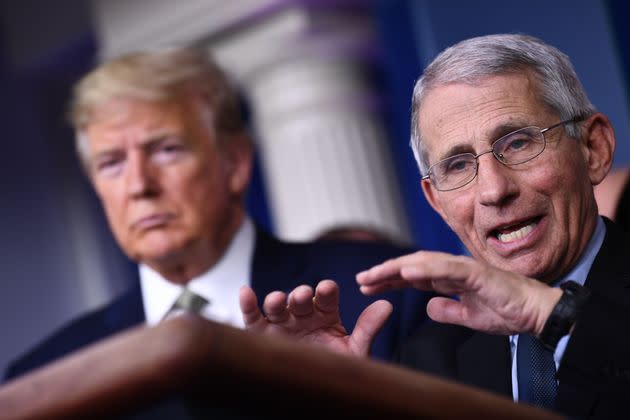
[246,51,409,242]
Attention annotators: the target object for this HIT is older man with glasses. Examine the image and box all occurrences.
[240,34,630,418]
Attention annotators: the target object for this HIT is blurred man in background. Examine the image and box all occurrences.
[4,48,426,380]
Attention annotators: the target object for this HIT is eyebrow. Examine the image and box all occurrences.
[91,148,122,163]
[139,133,182,151]
[436,120,532,162]
[91,132,180,158]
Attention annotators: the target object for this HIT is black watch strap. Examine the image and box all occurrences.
[538,280,590,351]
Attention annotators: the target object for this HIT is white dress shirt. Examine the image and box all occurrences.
[139,217,255,328]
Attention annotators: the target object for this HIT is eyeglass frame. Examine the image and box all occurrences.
[421,116,584,191]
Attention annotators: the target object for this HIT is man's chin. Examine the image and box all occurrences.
[485,253,547,278]
[132,241,186,266]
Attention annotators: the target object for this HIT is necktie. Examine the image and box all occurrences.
[163,288,209,320]
[517,333,558,409]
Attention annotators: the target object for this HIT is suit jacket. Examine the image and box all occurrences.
[4,228,427,381]
[396,218,630,419]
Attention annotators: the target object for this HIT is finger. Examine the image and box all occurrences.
[398,254,477,288]
[356,252,432,289]
[356,257,405,286]
[263,291,290,323]
[287,285,314,317]
[361,253,480,296]
[312,279,340,313]
[349,300,393,357]
[239,286,266,331]
[359,280,407,296]
[426,296,464,325]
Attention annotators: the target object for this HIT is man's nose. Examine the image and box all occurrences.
[476,153,518,206]
[124,155,159,198]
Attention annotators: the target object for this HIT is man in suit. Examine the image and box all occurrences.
[4,48,426,380]
[241,34,630,418]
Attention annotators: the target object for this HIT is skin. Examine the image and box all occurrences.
[239,72,615,355]
[84,94,252,283]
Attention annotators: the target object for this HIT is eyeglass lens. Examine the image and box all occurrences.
[431,126,545,191]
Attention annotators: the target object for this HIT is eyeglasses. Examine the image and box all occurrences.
[421,117,582,191]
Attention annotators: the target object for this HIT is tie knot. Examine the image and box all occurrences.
[169,288,209,314]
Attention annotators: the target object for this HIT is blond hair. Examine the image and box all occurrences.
[71,48,244,164]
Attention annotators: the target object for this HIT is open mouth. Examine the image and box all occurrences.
[492,217,541,243]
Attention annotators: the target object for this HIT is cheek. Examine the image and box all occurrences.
[529,153,587,198]
[437,194,475,230]
[172,166,228,216]
[100,198,132,247]
[525,166,558,193]
[95,184,125,225]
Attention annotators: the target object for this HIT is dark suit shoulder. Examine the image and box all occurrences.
[4,287,143,382]
[397,321,474,377]
[300,238,414,271]
[253,227,414,286]
[258,226,412,257]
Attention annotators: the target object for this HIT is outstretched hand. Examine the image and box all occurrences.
[239,279,392,357]
[356,251,562,336]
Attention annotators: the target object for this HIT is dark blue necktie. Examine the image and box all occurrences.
[517,333,558,409]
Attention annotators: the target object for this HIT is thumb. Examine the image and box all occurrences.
[239,286,266,331]
[427,296,465,325]
[349,300,393,357]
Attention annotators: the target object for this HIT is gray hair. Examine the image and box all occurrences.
[71,47,244,167]
[410,33,596,174]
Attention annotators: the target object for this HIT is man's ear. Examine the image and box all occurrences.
[420,178,449,223]
[580,112,615,186]
[226,133,253,196]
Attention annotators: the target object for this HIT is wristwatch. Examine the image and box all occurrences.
[538,280,590,351]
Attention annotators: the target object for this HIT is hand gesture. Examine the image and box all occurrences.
[356,251,562,335]
[239,279,392,357]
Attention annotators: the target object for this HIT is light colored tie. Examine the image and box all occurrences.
[162,288,210,321]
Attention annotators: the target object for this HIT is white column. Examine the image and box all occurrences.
[247,53,409,242]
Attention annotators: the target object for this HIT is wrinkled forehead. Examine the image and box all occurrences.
[418,74,547,164]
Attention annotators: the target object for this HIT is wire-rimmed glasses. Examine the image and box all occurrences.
[421,117,582,191]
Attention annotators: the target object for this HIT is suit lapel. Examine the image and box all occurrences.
[583,218,630,295]
[457,332,513,398]
[103,273,145,332]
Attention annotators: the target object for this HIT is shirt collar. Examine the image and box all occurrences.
[555,216,606,287]
[140,217,255,327]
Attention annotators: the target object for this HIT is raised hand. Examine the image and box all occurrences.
[356,251,562,336]
[239,279,392,357]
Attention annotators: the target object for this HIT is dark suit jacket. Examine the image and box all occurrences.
[4,228,427,381]
[396,218,630,419]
